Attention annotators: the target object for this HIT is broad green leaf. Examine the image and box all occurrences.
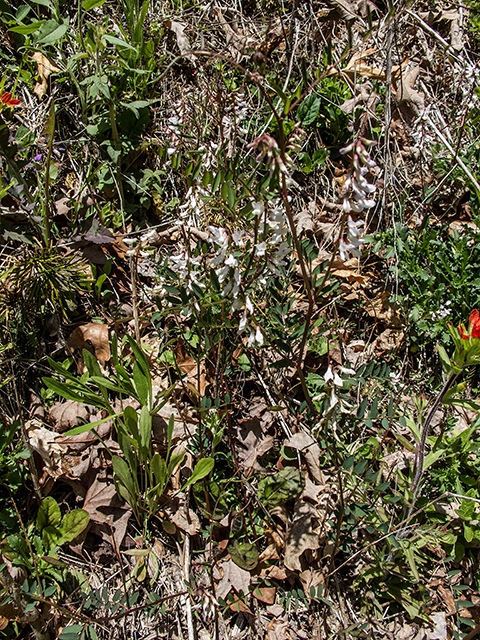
[123,405,140,440]
[58,509,90,543]
[133,360,149,406]
[89,376,134,396]
[42,525,61,551]
[402,542,420,582]
[139,404,152,452]
[104,33,138,52]
[82,0,106,9]
[182,457,214,489]
[152,454,167,491]
[16,6,31,22]
[42,377,107,406]
[437,344,451,371]
[47,357,78,381]
[36,19,68,44]
[167,450,185,478]
[112,455,137,499]
[37,496,61,531]
[298,94,320,126]
[229,541,259,571]
[423,448,447,471]
[10,21,43,34]
[258,467,304,507]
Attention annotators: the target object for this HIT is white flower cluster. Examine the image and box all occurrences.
[123,228,157,257]
[166,115,183,158]
[253,199,291,276]
[222,91,249,138]
[124,229,165,303]
[409,104,436,160]
[338,138,377,261]
[207,225,263,345]
[315,365,355,412]
[178,185,210,227]
[431,300,452,322]
[339,216,365,261]
[462,63,480,110]
[340,138,377,214]
[204,199,291,347]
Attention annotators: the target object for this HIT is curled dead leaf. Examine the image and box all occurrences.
[67,323,111,373]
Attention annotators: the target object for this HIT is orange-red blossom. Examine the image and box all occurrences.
[0,92,20,106]
[459,309,480,340]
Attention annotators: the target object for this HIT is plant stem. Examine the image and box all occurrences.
[409,371,459,514]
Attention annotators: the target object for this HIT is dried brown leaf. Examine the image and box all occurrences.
[164,20,196,63]
[67,323,111,373]
[164,495,200,535]
[236,417,274,474]
[49,400,93,433]
[285,430,324,484]
[252,586,276,604]
[395,65,425,120]
[32,51,60,98]
[216,558,251,601]
[284,500,322,572]
[82,471,132,549]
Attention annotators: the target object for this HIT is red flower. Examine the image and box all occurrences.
[458,309,480,340]
[470,309,480,338]
[0,92,20,106]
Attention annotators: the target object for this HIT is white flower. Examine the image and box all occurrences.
[126,249,136,256]
[245,296,253,314]
[238,312,248,333]
[247,326,264,347]
[233,230,244,246]
[216,264,229,284]
[252,201,264,217]
[123,237,137,245]
[255,326,264,345]
[328,389,339,410]
[224,253,238,267]
[141,229,157,243]
[255,241,267,256]
[339,240,351,262]
[324,367,343,387]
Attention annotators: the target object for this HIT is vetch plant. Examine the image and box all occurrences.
[338,137,377,261]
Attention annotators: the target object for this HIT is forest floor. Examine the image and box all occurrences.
[2,0,480,639]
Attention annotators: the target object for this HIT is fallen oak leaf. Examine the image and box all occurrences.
[32,52,60,98]
[67,323,111,373]
[216,558,251,601]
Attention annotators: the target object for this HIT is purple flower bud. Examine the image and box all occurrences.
[34,154,43,162]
